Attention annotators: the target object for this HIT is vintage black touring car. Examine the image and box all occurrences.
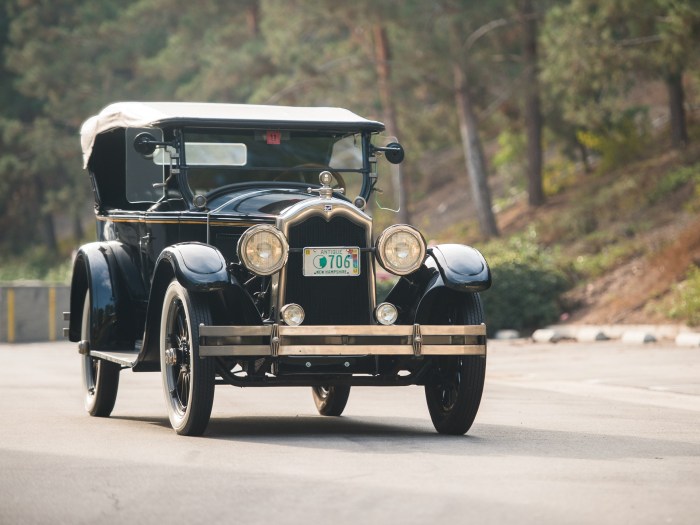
[66,102,491,436]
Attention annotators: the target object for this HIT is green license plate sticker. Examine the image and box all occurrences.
[303,247,361,277]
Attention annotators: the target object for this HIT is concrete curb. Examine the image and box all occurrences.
[0,284,70,343]
[676,332,700,347]
[621,331,657,344]
[531,329,572,343]
[526,323,699,347]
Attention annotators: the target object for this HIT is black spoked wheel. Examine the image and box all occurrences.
[425,293,486,435]
[160,281,215,436]
[80,291,120,417]
[312,385,351,416]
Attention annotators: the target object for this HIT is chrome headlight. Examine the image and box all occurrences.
[375,302,399,325]
[281,303,305,326]
[237,224,288,276]
[375,225,426,275]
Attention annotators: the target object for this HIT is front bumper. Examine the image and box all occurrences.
[199,323,487,357]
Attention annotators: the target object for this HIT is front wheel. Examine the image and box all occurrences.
[312,385,351,416]
[424,293,486,435]
[81,291,120,417]
[160,281,215,436]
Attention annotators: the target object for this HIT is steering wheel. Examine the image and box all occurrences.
[274,164,346,191]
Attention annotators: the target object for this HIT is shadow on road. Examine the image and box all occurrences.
[200,417,699,460]
[106,413,699,462]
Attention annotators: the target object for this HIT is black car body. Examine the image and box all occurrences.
[67,102,491,435]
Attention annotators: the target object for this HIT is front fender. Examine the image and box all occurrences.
[135,242,255,371]
[385,244,490,324]
[428,244,491,292]
[154,242,229,292]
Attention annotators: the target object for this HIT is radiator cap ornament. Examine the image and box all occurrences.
[319,171,333,186]
[307,171,335,199]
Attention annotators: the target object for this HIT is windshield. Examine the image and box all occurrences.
[171,129,366,197]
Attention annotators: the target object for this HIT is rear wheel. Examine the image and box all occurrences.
[424,293,486,435]
[160,281,215,436]
[80,292,120,417]
[312,385,351,416]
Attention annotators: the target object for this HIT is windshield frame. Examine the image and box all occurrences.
[165,126,377,207]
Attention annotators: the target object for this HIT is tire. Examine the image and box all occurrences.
[160,281,215,436]
[80,291,120,417]
[424,293,486,435]
[312,385,351,416]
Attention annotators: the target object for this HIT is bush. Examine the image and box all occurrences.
[668,265,700,327]
[576,111,650,173]
[480,236,570,336]
[648,162,700,206]
[483,261,569,336]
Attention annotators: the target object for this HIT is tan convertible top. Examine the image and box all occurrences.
[80,101,384,168]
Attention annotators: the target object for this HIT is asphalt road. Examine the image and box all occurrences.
[1,339,698,525]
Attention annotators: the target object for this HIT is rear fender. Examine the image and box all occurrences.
[68,242,145,349]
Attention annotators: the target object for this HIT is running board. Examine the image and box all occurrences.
[89,350,140,368]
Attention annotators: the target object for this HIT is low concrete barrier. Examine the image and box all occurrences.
[0,283,70,343]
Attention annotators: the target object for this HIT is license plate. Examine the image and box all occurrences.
[303,247,361,277]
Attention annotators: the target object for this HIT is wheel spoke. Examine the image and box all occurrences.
[174,364,191,409]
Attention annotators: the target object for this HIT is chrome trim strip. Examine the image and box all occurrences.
[198,323,487,357]
[201,346,271,356]
[200,345,487,357]
[96,215,264,228]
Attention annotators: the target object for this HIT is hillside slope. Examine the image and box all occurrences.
[414,131,700,328]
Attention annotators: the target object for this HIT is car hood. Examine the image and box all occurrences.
[206,186,333,219]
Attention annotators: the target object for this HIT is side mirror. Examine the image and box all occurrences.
[133,132,158,157]
[384,142,405,164]
[373,142,405,164]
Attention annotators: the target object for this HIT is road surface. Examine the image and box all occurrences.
[1,339,698,524]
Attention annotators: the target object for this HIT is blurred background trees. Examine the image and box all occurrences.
[0,0,698,254]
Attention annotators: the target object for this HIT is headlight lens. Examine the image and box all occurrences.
[281,303,305,326]
[375,302,398,325]
[237,224,288,276]
[375,225,426,275]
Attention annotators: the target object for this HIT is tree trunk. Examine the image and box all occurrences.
[73,214,84,241]
[453,61,499,238]
[35,178,58,251]
[373,24,410,224]
[666,70,688,149]
[246,1,260,37]
[42,212,57,252]
[518,0,545,207]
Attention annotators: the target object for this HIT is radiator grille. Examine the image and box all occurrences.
[285,216,371,325]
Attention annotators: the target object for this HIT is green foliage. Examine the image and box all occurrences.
[648,162,700,205]
[542,156,578,196]
[0,248,72,284]
[668,265,700,327]
[540,0,637,132]
[493,129,526,190]
[481,235,570,335]
[576,110,651,172]
[540,0,699,156]
[571,240,641,279]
